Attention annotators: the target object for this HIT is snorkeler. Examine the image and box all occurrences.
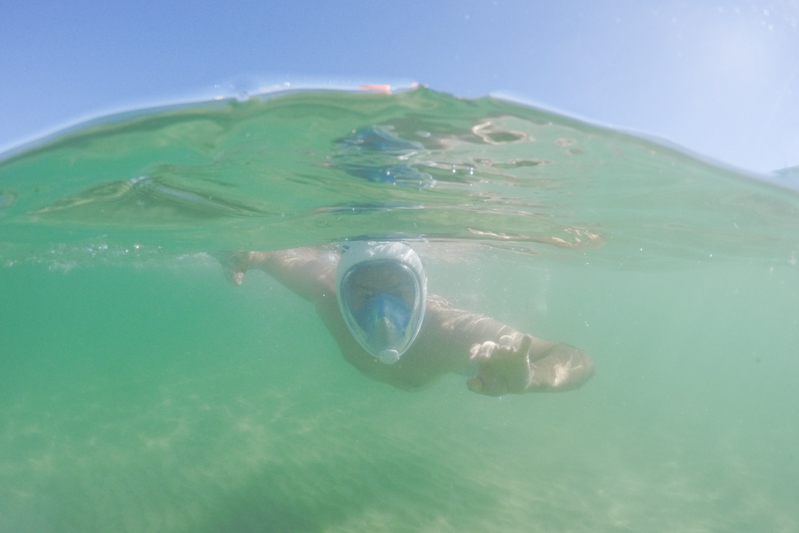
[222,242,594,396]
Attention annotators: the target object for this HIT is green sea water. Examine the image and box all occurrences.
[1,87,799,532]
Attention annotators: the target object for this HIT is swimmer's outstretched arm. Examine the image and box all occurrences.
[424,298,594,395]
[221,248,338,302]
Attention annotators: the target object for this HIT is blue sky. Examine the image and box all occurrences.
[1,0,797,173]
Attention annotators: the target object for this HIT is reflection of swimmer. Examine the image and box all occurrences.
[222,243,594,396]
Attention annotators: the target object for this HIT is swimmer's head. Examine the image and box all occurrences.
[336,241,427,364]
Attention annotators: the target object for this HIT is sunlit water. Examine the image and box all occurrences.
[1,87,798,532]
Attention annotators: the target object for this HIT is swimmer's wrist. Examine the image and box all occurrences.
[525,361,543,391]
[246,251,275,269]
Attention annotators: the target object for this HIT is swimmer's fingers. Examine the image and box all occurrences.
[515,334,534,358]
[468,335,533,362]
[468,340,498,362]
[467,341,504,395]
[467,335,534,396]
[216,250,251,285]
[229,269,246,285]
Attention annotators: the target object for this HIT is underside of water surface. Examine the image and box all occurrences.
[1,87,798,532]
[2,86,798,267]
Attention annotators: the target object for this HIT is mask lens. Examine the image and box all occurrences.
[340,260,423,361]
[353,292,411,336]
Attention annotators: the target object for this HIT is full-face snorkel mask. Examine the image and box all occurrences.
[335,242,427,364]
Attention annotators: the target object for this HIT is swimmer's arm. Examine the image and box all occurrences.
[467,335,595,395]
[427,298,594,396]
[221,248,337,303]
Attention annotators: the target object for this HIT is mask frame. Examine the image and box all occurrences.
[335,242,427,363]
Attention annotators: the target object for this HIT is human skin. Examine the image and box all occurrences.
[222,247,594,396]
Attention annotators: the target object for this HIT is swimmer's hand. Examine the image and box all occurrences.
[468,335,594,395]
[217,251,271,285]
[467,334,535,396]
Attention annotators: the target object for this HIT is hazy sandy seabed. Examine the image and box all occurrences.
[2,256,797,533]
